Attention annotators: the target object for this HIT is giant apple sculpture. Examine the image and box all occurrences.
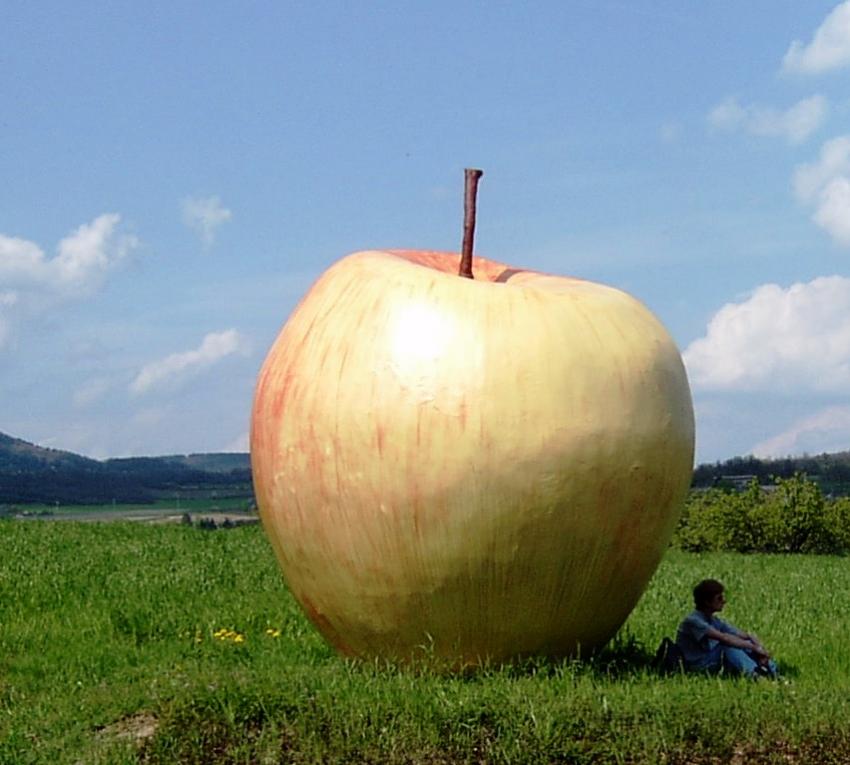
[251,172,694,666]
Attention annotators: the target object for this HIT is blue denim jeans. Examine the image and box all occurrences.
[688,644,778,678]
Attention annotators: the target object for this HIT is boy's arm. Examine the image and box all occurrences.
[704,626,770,658]
[743,631,768,654]
[723,619,769,655]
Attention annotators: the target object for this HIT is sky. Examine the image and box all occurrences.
[2,1,850,465]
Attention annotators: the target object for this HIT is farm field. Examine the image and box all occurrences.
[6,498,256,525]
[1,521,849,764]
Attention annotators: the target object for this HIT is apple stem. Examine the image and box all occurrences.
[459,168,483,279]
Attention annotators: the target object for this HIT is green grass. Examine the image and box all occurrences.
[1,522,849,764]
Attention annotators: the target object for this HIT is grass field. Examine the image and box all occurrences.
[1,521,849,764]
[12,497,253,517]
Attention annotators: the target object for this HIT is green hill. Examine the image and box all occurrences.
[0,432,252,505]
[0,431,101,472]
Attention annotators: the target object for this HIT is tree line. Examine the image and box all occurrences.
[692,451,850,496]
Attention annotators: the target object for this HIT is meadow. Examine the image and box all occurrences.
[10,497,253,517]
[1,521,849,764]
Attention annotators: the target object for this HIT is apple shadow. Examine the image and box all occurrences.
[468,635,800,682]
[445,635,657,682]
[583,637,799,681]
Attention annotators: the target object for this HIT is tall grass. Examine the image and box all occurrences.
[1,521,849,764]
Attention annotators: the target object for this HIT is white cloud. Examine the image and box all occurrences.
[794,135,850,201]
[813,177,850,245]
[708,95,828,144]
[752,406,850,458]
[794,135,850,246]
[130,329,249,396]
[181,196,232,248]
[131,406,170,429]
[0,237,47,285]
[53,215,138,293]
[0,214,137,349]
[72,377,113,409]
[223,431,249,452]
[683,276,850,393]
[0,214,136,295]
[783,1,850,74]
[0,291,16,348]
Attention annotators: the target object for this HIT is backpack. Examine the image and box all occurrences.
[654,637,684,675]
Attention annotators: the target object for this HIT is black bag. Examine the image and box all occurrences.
[654,637,684,675]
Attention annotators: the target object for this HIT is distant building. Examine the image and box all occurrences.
[719,474,758,490]
[718,474,783,493]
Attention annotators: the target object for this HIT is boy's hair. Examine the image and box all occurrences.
[693,579,724,608]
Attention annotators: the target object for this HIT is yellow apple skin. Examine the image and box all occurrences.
[251,250,695,666]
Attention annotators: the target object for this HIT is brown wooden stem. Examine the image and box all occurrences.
[459,168,483,279]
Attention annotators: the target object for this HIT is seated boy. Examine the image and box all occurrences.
[676,579,778,678]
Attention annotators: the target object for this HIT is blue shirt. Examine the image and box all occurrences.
[676,610,743,664]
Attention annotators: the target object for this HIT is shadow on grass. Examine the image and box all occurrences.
[444,631,801,683]
[333,629,800,685]
[587,631,658,676]
[584,633,802,682]
[370,630,660,682]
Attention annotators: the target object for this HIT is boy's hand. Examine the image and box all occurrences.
[745,632,767,652]
[748,639,770,659]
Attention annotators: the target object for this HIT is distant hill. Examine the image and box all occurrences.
[156,452,251,473]
[0,431,252,505]
[0,431,101,471]
[5,428,850,505]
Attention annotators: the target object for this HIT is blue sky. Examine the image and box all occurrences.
[2,1,850,464]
